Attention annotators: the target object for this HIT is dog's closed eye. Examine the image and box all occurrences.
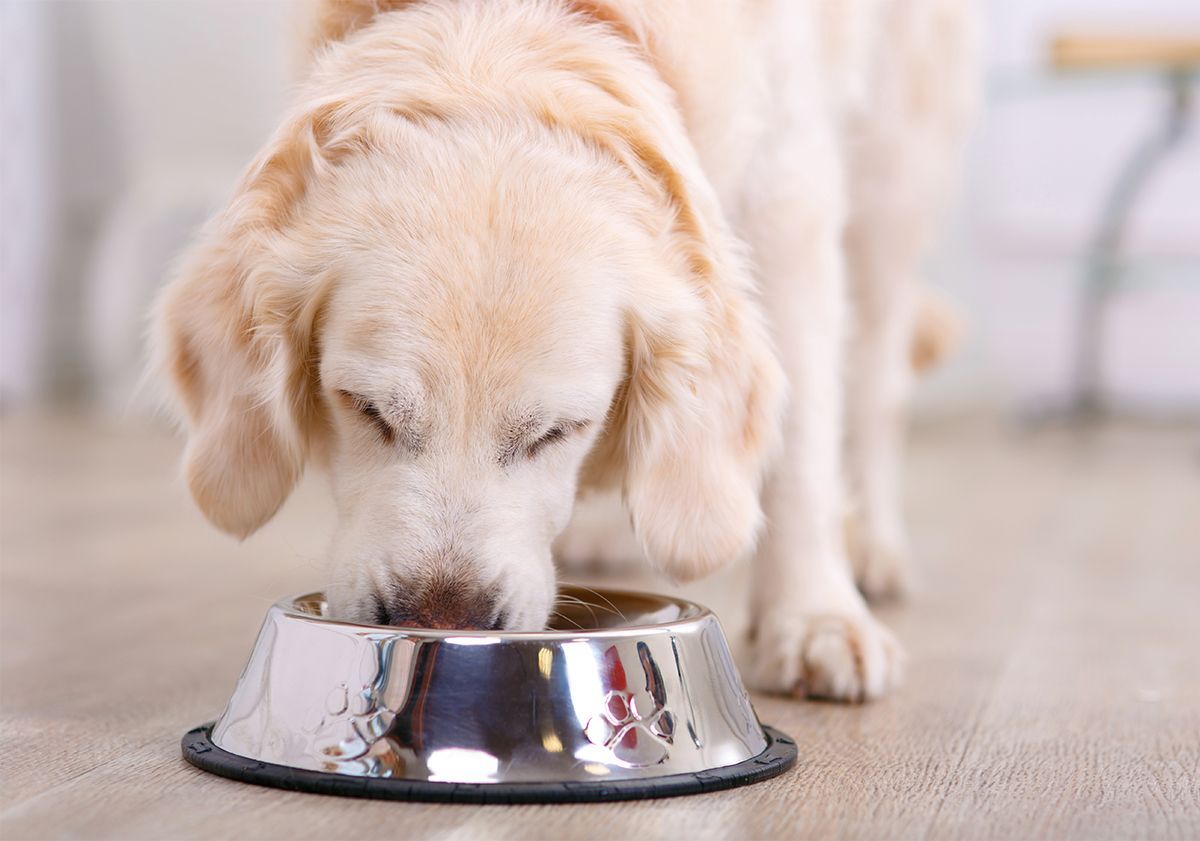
[527,423,569,457]
[501,417,590,465]
[525,418,593,458]
[337,390,395,444]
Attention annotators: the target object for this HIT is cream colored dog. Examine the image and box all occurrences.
[154,0,975,700]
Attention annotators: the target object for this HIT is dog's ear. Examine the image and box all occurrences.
[622,284,784,582]
[570,83,787,582]
[152,105,352,538]
[617,222,785,583]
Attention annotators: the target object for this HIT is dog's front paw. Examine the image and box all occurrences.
[845,516,914,602]
[747,607,905,702]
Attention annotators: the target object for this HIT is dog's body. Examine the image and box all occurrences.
[155,0,975,700]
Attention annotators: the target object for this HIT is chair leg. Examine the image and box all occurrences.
[1067,68,1194,419]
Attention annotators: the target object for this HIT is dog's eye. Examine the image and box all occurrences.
[338,390,394,443]
[525,420,592,460]
[527,424,568,458]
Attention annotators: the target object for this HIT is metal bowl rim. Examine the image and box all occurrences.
[275,585,716,642]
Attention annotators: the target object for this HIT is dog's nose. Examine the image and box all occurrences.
[377,573,502,631]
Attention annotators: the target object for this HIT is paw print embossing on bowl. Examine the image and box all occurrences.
[313,678,400,775]
[583,642,675,767]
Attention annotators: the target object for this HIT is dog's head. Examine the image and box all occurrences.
[153,48,783,630]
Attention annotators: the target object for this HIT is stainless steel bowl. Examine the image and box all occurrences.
[183,587,795,802]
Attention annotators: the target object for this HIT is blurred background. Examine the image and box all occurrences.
[2,0,1198,415]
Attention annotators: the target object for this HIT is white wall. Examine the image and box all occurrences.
[918,0,1200,414]
[1,2,57,405]
[1,0,293,407]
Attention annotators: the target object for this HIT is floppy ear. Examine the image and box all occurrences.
[619,290,784,583]
[617,208,786,582]
[152,106,346,538]
[564,79,787,582]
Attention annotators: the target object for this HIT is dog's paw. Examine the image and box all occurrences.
[747,608,905,702]
[845,516,914,602]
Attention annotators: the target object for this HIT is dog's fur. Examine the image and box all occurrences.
[154,0,975,699]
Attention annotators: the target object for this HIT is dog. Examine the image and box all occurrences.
[153,0,975,701]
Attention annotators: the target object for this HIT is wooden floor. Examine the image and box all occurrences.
[2,412,1198,840]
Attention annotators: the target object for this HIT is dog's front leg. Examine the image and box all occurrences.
[843,217,921,601]
[739,126,903,702]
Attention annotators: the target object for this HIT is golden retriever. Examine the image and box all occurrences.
[153,0,976,701]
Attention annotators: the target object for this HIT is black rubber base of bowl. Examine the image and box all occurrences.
[181,722,796,804]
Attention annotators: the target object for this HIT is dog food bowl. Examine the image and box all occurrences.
[182,586,796,803]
